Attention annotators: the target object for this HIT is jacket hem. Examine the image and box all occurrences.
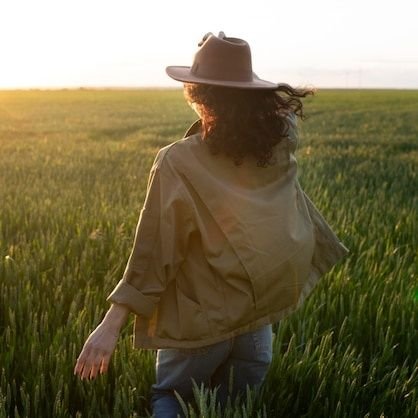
[130,254,347,350]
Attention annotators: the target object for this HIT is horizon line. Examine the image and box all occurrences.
[1,85,417,92]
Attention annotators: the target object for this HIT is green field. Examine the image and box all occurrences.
[0,89,417,417]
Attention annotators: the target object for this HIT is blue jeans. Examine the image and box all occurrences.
[151,324,273,418]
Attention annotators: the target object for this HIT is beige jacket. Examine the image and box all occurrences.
[106,117,349,349]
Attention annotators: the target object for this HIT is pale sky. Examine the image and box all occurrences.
[1,0,417,89]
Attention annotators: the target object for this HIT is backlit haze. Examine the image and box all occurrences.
[1,0,417,89]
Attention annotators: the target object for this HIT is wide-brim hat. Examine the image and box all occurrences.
[166,32,278,89]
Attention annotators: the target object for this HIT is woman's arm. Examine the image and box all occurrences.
[102,303,131,333]
[73,303,130,380]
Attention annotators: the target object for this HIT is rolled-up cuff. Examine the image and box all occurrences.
[106,280,159,318]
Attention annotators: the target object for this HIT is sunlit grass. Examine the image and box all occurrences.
[0,89,417,417]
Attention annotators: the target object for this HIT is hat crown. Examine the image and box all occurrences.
[165,32,278,89]
[191,34,253,83]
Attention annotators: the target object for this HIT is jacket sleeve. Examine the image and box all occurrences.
[105,149,193,318]
[302,189,350,274]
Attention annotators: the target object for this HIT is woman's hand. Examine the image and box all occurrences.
[74,303,130,380]
[73,321,120,380]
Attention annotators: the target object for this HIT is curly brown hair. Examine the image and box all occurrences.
[183,83,315,167]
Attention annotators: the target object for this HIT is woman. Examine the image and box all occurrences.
[74,32,348,417]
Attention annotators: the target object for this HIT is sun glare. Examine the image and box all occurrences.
[0,0,417,89]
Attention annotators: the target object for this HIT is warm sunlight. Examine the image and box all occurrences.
[1,0,417,89]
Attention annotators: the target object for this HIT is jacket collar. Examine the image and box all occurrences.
[183,119,202,138]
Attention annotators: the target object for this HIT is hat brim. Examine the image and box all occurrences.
[166,66,278,90]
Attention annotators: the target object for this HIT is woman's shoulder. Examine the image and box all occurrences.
[152,131,202,175]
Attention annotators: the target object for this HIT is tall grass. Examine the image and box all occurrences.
[0,89,416,417]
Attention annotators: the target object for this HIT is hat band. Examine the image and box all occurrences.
[191,62,253,82]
